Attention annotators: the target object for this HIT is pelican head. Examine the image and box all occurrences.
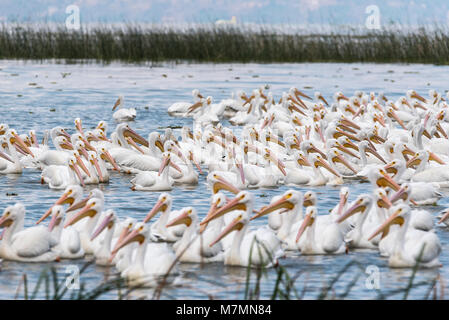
[336,194,373,223]
[143,193,172,223]
[251,190,302,220]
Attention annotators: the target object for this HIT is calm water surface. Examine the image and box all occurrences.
[0,60,448,299]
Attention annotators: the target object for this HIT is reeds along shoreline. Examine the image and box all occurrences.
[1,24,449,64]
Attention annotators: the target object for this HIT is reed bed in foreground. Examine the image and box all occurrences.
[1,24,449,64]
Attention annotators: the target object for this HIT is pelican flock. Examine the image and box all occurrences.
[2,87,449,288]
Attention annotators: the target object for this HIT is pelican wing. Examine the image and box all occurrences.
[12,226,53,258]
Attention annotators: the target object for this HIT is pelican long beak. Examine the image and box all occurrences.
[340,117,361,130]
[378,194,393,209]
[0,214,13,228]
[251,196,294,220]
[429,152,445,165]
[438,209,449,224]
[377,171,400,191]
[411,92,427,103]
[336,143,360,159]
[0,150,13,163]
[109,228,145,263]
[336,193,348,216]
[67,196,90,213]
[64,203,96,228]
[12,133,34,157]
[368,208,404,241]
[209,215,243,247]
[143,199,167,223]
[266,134,285,148]
[158,156,170,176]
[200,196,246,226]
[389,187,407,203]
[333,153,357,175]
[384,162,398,176]
[48,212,62,232]
[235,162,245,185]
[75,120,85,137]
[78,146,89,160]
[110,225,132,257]
[126,137,145,154]
[199,201,219,233]
[387,109,407,130]
[212,175,240,195]
[297,154,311,167]
[318,94,329,106]
[69,163,85,187]
[124,127,149,148]
[30,131,39,148]
[365,146,387,164]
[166,210,192,228]
[60,140,74,150]
[190,153,202,174]
[296,213,314,242]
[101,150,120,171]
[314,157,341,177]
[37,192,74,225]
[295,89,312,100]
[436,122,448,139]
[336,127,361,142]
[308,144,327,159]
[75,154,91,178]
[112,97,121,111]
[91,157,104,182]
[336,200,366,223]
[187,101,203,114]
[268,153,287,176]
[91,214,114,241]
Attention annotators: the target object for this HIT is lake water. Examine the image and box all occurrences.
[0,60,448,299]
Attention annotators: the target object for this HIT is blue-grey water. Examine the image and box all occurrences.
[0,60,448,299]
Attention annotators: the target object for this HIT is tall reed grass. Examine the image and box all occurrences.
[1,24,449,64]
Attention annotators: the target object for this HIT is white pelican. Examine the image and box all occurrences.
[47,205,84,259]
[295,206,345,255]
[64,198,104,254]
[166,207,223,263]
[205,191,284,268]
[0,203,58,262]
[130,152,177,191]
[143,193,186,242]
[368,204,441,268]
[90,209,118,266]
[41,155,86,189]
[110,222,179,286]
[0,135,21,174]
[112,95,136,122]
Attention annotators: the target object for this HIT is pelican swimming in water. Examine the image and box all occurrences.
[0,203,58,262]
[112,96,136,122]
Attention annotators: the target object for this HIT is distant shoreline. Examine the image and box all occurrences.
[1,24,449,64]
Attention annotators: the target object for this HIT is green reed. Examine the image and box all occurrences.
[1,24,449,64]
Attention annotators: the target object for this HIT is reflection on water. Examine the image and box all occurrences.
[0,60,449,299]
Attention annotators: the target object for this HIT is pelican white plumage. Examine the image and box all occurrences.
[368,204,441,268]
[130,152,176,191]
[166,207,223,263]
[0,203,58,262]
[205,191,284,268]
[112,96,136,122]
[110,222,179,286]
[47,205,84,259]
[143,193,186,242]
[294,206,345,255]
